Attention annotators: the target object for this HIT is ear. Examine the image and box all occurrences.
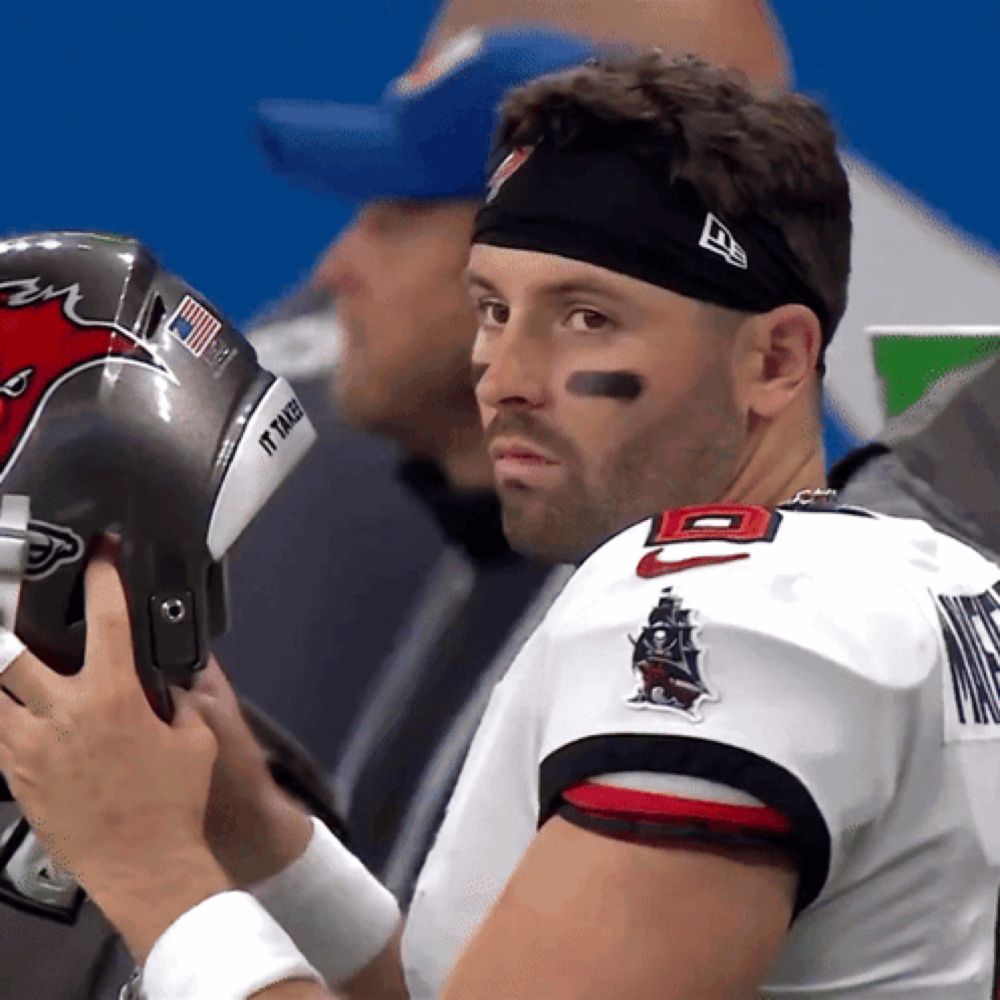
[743,304,821,420]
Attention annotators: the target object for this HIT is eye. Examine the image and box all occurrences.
[476,299,510,327]
[566,309,611,332]
[0,366,34,398]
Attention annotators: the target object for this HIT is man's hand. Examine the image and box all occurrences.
[0,543,231,960]
[184,657,314,886]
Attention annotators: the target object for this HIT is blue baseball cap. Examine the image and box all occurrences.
[254,26,597,203]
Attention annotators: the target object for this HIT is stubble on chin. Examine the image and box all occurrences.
[497,480,612,565]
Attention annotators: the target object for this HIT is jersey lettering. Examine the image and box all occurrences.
[937,583,1000,736]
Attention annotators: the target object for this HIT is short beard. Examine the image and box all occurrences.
[493,376,744,565]
[500,433,739,564]
[499,479,619,564]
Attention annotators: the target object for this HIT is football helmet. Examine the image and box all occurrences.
[0,231,316,721]
[0,230,318,921]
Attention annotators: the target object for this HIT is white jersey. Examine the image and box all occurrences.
[402,501,1000,998]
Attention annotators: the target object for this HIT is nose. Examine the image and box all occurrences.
[473,322,548,413]
[311,217,364,298]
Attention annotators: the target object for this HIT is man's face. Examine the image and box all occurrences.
[313,199,480,446]
[469,245,746,563]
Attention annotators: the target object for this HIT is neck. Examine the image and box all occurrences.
[721,415,827,508]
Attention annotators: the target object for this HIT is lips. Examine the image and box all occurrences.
[488,438,559,466]
[488,437,562,488]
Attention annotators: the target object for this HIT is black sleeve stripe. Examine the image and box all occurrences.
[539,734,830,918]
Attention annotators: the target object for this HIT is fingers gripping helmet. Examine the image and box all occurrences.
[0,231,316,716]
[0,232,317,921]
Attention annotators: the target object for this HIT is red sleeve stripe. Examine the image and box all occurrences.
[562,781,792,835]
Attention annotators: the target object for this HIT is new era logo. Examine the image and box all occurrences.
[699,212,748,269]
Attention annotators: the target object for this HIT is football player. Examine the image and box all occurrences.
[2,52,998,1000]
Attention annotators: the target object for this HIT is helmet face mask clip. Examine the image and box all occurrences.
[0,233,317,902]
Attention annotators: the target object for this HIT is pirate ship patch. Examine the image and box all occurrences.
[626,588,716,720]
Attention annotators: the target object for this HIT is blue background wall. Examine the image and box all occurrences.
[773,1,1000,259]
[4,2,438,324]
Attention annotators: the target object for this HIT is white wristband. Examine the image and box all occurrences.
[140,891,321,999]
[251,817,401,985]
[0,629,26,677]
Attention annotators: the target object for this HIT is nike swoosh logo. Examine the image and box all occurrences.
[636,551,750,579]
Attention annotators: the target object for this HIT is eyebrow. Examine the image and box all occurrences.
[465,269,627,304]
[539,280,625,303]
[465,268,498,293]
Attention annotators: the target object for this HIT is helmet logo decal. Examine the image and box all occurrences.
[0,367,35,399]
[0,278,167,483]
[25,520,84,580]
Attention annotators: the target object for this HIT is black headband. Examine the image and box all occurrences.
[473,141,832,350]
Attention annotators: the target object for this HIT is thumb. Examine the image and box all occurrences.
[170,688,217,746]
[177,685,245,751]
[191,657,239,710]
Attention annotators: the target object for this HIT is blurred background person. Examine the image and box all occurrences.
[239,27,595,900]
[836,357,1000,565]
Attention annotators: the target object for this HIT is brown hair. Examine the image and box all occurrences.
[496,52,852,336]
